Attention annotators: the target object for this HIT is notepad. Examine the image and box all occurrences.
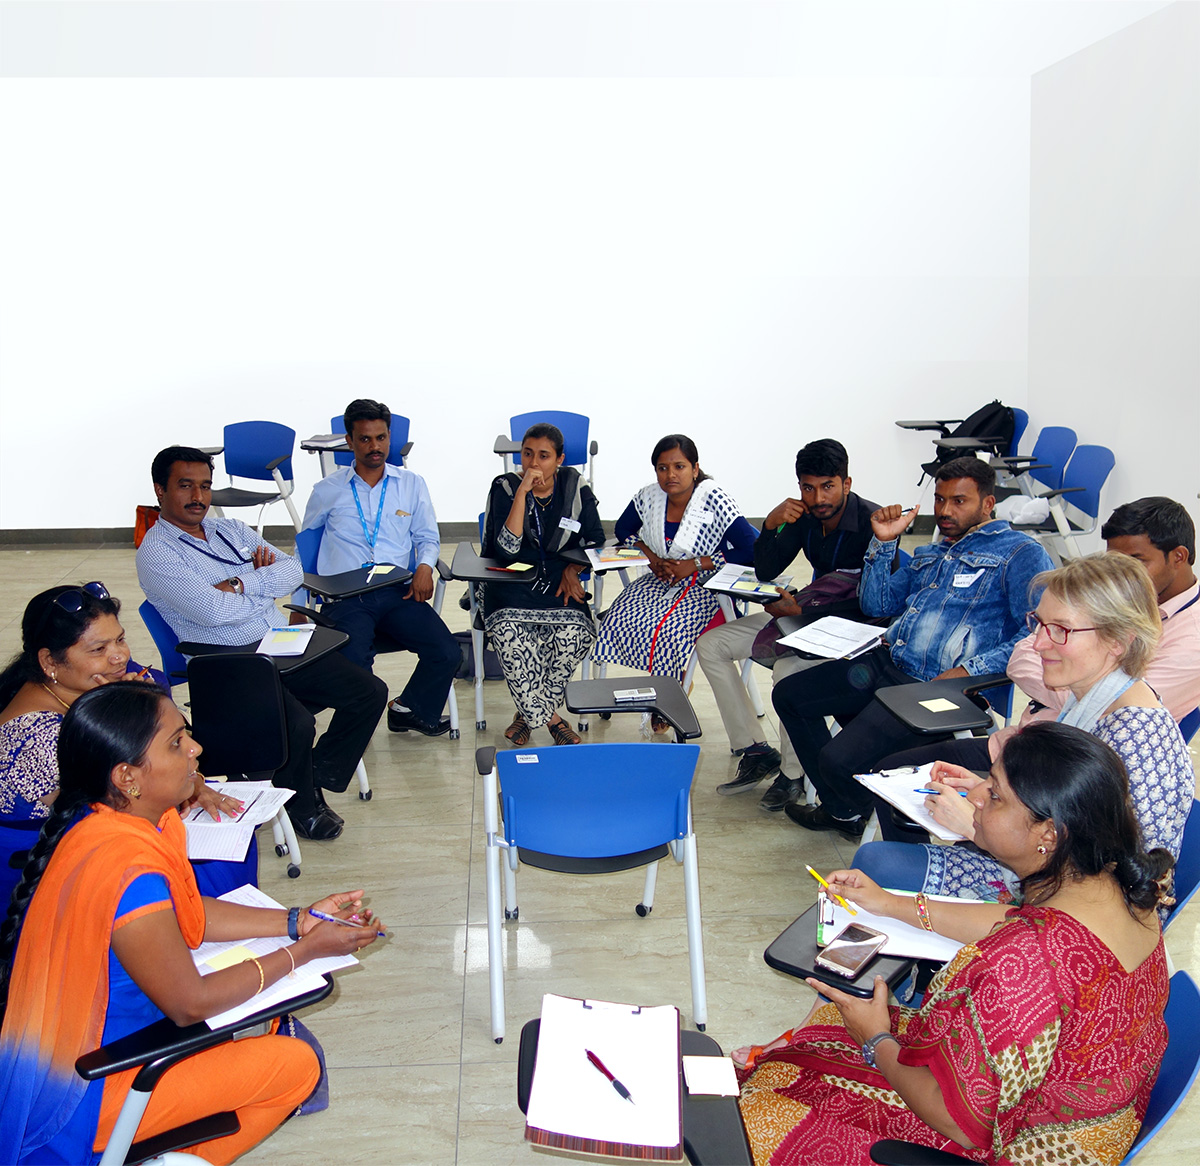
[777,615,883,659]
[826,891,967,963]
[256,625,314,657]
[525,994,683,1160]
[703,563,790,599]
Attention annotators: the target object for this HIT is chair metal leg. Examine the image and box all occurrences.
[741,658,766,717]
[483,763,506,1042]
[446,684,460,739]
[636,861,659,916]
[681,833,708,1030]
[355,759,371,800]
[98,1087,154,1166]
[470,622,487,730]
[270,809,302,878]
[504,852,519,919]
[859,808,880,845]
[682,650,698,694]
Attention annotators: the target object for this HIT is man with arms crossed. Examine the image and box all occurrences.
[773,456,1054,840]
[698,438,879,812]
[299,399,460,737]
[137,446,388,841]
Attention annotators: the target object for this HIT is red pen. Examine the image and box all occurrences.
[585,1049,634,1103]
[133,664,152,680]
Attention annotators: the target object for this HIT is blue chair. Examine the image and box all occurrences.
[479,742,706,1043]
[288,525,459,742]
[0,818,42,912]
[1166,798,1200,929]
[138,599,188,687]
[329,413,413,468]
[496,410,598,488]
[207,420,302,533]
[1179,707,1200,744]
[1013,443,1116,561]
[994,424,1077,496]
[869,971,1200,1165]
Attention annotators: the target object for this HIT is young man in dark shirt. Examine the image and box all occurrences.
[697,438,878,811]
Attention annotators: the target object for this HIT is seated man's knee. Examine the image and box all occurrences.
[851,841,928,893]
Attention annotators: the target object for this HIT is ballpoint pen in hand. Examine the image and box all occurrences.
[915,788,969,797]
[805,865,857,915]
[585,1049,634,1103]
[308,908,387,937]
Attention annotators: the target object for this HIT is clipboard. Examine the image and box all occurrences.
[525,993,684,1161]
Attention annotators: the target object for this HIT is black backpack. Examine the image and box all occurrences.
[919,399,1015,481]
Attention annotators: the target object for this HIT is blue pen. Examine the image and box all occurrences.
[308,908,387,937]
[915,788,969,797]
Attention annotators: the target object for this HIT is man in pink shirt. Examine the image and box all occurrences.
[1008,496,1199,721]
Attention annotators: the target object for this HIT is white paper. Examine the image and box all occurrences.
[682,1055,739,1096]
[184,781,294,862]
[853,764,968,843]
[827,890,966,963]
[585,546,651,570]
[526,994,680,1150]
[256,625,314,657]
[777,615,883,659]
[192,885,360,1029]
[703,562,790,598]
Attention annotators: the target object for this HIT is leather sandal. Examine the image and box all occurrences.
[548,719,581,746]
[504,713,532,747]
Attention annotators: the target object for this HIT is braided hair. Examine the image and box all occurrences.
[1002,721,1175,915]
[0,684,167,1025]
[0,586,123,709]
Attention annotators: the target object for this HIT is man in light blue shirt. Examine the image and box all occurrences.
[300,399,459,736]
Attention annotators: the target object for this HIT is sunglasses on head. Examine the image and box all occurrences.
[32,582,112,640]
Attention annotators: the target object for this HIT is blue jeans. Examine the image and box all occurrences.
[851,841,930,892]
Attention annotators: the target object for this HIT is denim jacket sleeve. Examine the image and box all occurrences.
[859,536,911,617]
[960,538,1054,675]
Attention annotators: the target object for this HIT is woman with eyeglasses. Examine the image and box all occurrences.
[0,586,247,898]
[852,553,1194,903]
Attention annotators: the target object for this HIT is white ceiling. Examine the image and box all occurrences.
[0,0,1180,78]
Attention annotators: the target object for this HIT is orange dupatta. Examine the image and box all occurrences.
[0,804,205,1164]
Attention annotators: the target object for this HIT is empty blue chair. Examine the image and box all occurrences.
[208,420,302,533]
[1013,443,1116,560]
[139,599,188,686]
[479,742,706,1042]
[995,424,1077,496]
[329,413,413,468]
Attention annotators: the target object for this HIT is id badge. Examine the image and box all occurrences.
[361,561,375,569]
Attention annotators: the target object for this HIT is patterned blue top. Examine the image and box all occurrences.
[0,712,62,820]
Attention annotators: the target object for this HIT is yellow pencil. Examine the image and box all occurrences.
[805,865,857,915]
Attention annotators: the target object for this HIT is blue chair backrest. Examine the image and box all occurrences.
[0,819,42,909]
[509,411,591,468]
[496,743,700,858]
[330,414,410,468]
[222,421,295,483]
[138,600,187,685]
[1166,799,1200,927]
[1027,425,1077,493]
[1059,444,1116,520]
[1178,707,1199,745]
[293,525,323,574]
[1008,408,1029,456]
[1125,971,1200,1161]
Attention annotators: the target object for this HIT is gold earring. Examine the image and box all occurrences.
[50,670,57,683]
[129,785,141,800]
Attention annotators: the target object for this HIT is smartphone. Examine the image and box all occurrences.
[813,922,888,979]
[613,687,657,702]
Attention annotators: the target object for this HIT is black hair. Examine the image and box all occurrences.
[651,434,711,485]
[343,398,392,438]
[935,455,996,497]
[0,586,123,710]
[1102,496,1196,566]
[794,438,849,482]
[150,445,214,489]
[1000,721,1173,916]
[0,685,170,1024]
[522,422,565,458]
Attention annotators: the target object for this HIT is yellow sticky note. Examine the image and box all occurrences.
[204,944,257,971]
[370,564,395,576]
[919,697,960,713]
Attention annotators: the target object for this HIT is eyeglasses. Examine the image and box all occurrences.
[32,581,111,640]
[1025,611,1099,645]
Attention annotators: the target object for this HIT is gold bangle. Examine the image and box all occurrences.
[243,955,265,994]
[914,892,935,932]
[283,945,297,977]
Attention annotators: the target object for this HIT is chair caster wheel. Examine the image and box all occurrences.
[505,908,519,921]
[450,729,460,739]
[476,720,487,730]
[599,711,611,720]
[578,721,589,732]
[636,904,651,917]
[697,1023,705,1032]
[275,843,288,857]
[287,864,301,878]
[359,789,372,801]
[495,1037,503,1044]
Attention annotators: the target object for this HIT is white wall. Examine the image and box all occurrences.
[0,75,1032,527]
[1029,1,1200,546]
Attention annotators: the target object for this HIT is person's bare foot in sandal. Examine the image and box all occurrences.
[548,714,581,745]
[504,712,531,747]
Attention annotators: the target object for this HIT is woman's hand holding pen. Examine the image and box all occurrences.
[822,869,894,918]
[924,762,984,839]
[294,890,386,958]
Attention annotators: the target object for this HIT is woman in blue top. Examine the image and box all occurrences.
[593,435,758,688]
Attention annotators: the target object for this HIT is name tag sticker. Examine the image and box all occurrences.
[515,754,539,764]
[953,570,985,588]
[698,511,714,525]
[559,517,581,532]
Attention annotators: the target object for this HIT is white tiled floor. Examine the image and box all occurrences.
[2,542,1197,1165]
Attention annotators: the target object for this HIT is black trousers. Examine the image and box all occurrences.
[276,651,388,813]
[771,647,952,821]
[323,589,459,724]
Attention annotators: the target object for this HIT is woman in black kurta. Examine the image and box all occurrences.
[481,423,603,745]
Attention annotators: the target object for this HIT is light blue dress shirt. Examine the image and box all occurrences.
[301,464,441,575]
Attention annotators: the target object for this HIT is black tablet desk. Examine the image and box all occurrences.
[566,677,702,742]
[176,625,348,676]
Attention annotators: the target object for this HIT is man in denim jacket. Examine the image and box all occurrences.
[773,456,1053,840]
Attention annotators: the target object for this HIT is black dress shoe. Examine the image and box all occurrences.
[288,806,344,841]
[783,802,865,841]
[387,705,452,736]
[312,787,344,827]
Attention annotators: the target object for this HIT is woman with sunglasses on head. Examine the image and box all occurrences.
[0,586,246,896]
[0,684,385,1165]
[852,553,1195,902]
[733,722,1172,1165]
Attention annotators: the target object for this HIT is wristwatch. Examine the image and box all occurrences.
[229,577,244,595]
[693,558,702,574]
[287,906,301,941]
[862,1031,899,1067]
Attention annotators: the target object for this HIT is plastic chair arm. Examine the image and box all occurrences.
[399,440,414,457]
[961,672,1011,697]
[895,419,961,435]
[198,446,224,456]
[869,1140,974,1165]
[436,559,453,581]
[589,439,599,456]
[282,603,338,629]
[493,435,521,455]
[476,746,497,776]
[265,454,289,472]
[1034,486,1085,500]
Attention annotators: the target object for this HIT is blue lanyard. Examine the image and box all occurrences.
[180,529,252,567]
[350,475,389,565]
